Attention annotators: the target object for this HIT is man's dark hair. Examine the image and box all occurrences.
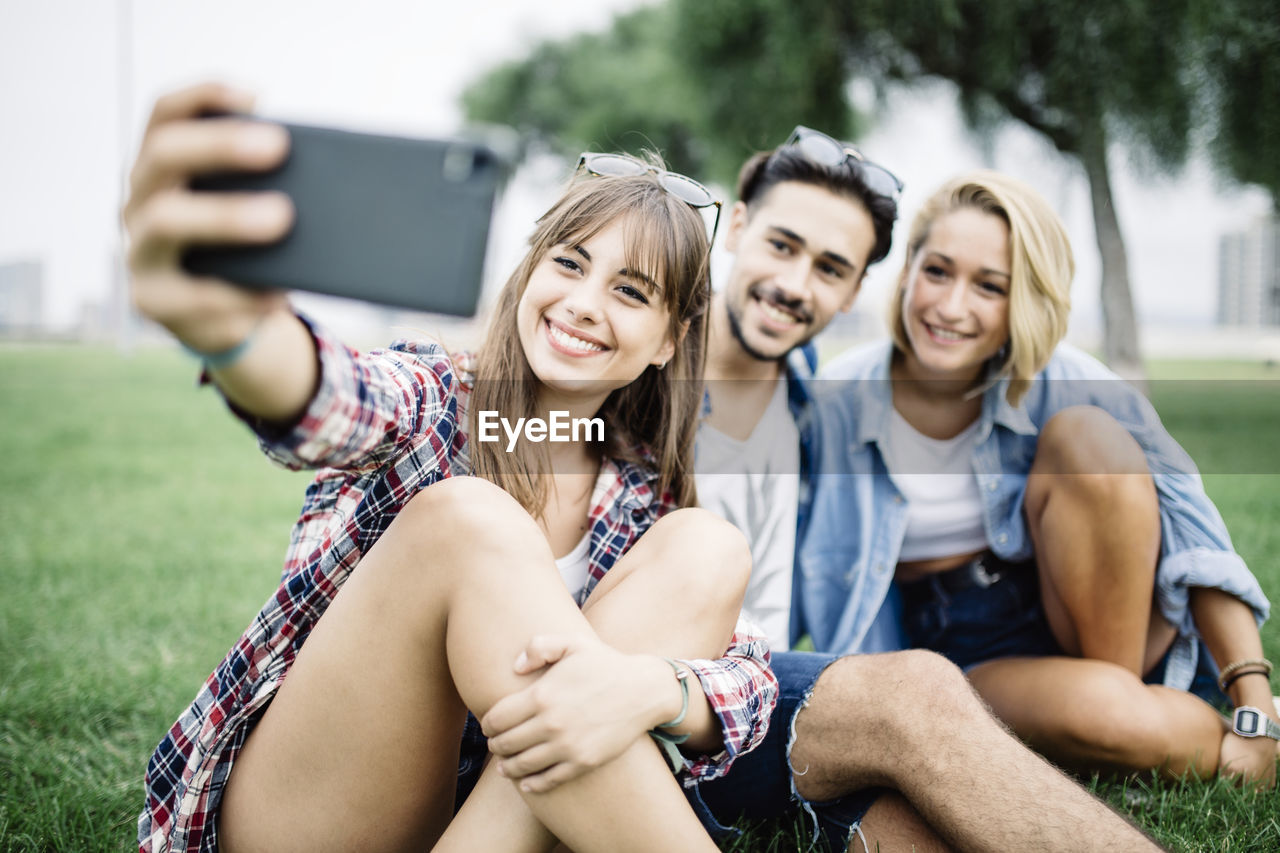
[735,146,897,267]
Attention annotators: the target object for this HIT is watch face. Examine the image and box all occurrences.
[1237,709,1261,735]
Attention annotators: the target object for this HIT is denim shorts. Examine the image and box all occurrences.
[690,651,883,852]
[898,554,1227,705]
[454,653,882,850]
[454,712,489,813]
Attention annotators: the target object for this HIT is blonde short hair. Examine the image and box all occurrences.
[888,171,1073,406]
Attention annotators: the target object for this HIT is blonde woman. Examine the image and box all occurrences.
[126,83,774,853]
[803,170,1277,785]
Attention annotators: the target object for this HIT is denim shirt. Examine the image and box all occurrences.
[786,344,820,649]
[799,340,1270,690]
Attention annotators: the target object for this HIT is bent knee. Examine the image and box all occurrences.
[398,476,532,540]
[807,651,971,731]
[644,508,752,599]
[792,651,977,792]
[874,650,976,723]
[385,476,549,589]
[1033,406,1151,477]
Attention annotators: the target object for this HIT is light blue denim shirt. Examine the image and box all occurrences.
[799,340,1270,690]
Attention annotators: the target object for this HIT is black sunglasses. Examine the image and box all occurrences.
[576,153,723,247]
[784,126,904,203]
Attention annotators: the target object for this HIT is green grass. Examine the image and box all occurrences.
[0,344,309,852]
[1,344,1278,851]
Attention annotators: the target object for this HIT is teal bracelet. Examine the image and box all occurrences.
[179,326,259,370]
[650,728,689,774]
[649,658,691,774]
[656,657,691,729]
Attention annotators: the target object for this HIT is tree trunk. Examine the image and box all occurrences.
[1080,120,1147,386]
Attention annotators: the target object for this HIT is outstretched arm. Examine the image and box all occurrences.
[123,82,319,423]
[125,84,461,472]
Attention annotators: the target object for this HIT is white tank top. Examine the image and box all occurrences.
[880,407,988,562]
[555,529,593,600]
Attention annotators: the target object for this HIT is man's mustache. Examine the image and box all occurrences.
[750,285,813,325]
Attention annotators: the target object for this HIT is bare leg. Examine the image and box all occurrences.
[1024,406,1168,673]
[219,477,715,853]
[855,792,951,853]
[439,737,712,853]
[1011,405,1224,774]
[789,651,1159,852]
[579,508,748,655]
[968,657,1223,777]
[442,508,752,850]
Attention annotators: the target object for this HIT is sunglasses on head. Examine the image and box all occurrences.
[784,126,904,203]
[576,152,723,247]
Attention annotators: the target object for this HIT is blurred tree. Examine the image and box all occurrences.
[464,0,1278,378]
[660,0,858,185]
[461,1,859,187]
[1200,0,1280,198]
[462,5,709,180]
[830,0,1206,380]
[675,0,1208,380]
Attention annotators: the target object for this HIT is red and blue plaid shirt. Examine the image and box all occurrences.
[138,317,777,853]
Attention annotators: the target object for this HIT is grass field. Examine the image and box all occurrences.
[1,344,1278,852]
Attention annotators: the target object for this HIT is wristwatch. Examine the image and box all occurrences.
[1231,706,1280,741]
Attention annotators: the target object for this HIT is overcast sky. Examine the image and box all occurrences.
[1,0,1273,341]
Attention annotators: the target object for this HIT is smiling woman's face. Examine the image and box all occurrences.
[516,214,676,402]
[900,206,1012,383]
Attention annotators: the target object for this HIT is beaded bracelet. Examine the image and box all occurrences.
[1217,657,1273,694]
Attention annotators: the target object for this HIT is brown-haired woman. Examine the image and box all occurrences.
[126,83,774,853]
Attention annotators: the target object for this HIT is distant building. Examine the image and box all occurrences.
[0,260,43,334]
[1218,217,1280,327]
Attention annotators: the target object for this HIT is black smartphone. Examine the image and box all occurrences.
[182,119,505,317]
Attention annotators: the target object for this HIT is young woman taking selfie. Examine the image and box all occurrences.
[126,83,775,853]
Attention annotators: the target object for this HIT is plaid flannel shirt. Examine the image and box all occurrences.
[138,317,777,853]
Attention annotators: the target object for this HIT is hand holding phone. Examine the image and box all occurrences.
[124,84,296,355]
[182,119,504,317]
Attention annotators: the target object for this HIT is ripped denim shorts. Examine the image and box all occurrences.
[690,650,884,853]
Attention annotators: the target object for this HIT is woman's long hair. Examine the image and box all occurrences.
[469,160,712,516]
[887,170,1074,406]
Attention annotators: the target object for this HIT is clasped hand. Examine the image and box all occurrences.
[1218,729,1279,788]
[480,635,678,794]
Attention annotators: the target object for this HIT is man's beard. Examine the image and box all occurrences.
[724,292,813,363]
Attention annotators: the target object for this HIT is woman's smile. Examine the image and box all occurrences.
[545,317,609,356]
[920,321,976,344]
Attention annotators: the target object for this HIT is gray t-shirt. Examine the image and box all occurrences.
[696,378,800,649]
